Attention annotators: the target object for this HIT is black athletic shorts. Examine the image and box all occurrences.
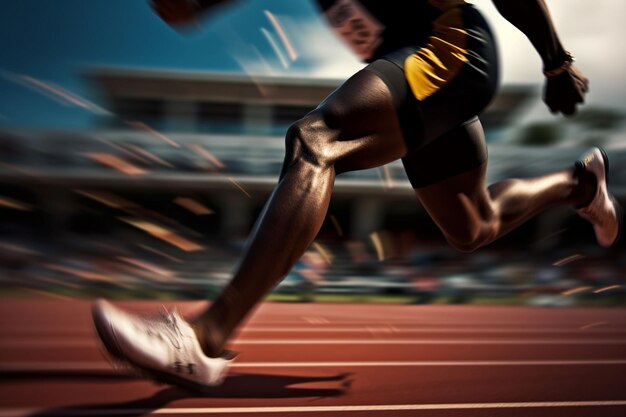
[365,3,498,188]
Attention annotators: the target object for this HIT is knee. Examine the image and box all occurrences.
[444,222,494,253]
[446,235,483,253]
[284,116,334,169]
[442,196,499,253]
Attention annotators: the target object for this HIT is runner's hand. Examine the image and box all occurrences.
[543,64,589,116]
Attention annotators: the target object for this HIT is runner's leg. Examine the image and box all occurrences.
[408,118,597,252]
[192,68,408,357]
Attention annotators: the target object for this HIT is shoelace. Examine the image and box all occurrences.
[141,306,185,349]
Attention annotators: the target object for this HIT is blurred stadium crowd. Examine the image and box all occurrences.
[0,70,624,306]
[0,129,624,306]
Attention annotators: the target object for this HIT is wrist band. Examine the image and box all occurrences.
[543,52,575,77]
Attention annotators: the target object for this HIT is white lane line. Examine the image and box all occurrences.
[301,316,330,324]
[237,338,626,345]
[3,325,626,335]
[237,359,626,367]
[3,338,626,348]
[3,359,626,372]
[1,401,625,416]
[580,321,607,330]
[5,320,622,328]
[241,327,626,333]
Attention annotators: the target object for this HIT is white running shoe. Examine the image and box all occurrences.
[575,147,622,247]
[92,299,233,391]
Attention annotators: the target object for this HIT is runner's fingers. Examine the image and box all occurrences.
[581,78,589,93]
[580,76,590,93]
[560,105,574,116]
[561,98,577,116]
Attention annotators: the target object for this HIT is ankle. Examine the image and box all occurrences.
[191,321,224,358]
[572,165,597,208]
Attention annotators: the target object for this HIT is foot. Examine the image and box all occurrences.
[575,147,622,247]
[92,300,234,391]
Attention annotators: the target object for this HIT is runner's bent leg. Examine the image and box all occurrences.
[192,69,408,357]
[410,118,597,253]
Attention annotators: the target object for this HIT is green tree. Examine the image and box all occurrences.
[516,123,562,146]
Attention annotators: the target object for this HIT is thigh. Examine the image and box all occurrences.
[402,117,488,189]
[416,161,493,244]
[409,119,493,237]
[417,162,491,228]
[309,65,408,173]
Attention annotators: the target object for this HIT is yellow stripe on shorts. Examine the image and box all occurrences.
[404,6,469,101]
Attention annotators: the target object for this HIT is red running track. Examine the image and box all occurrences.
[1,298,626,417]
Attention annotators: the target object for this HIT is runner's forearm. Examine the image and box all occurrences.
[492,0,568,71]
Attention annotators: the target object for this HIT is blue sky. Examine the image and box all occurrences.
[0,0,325,127]
[1,0,625,128]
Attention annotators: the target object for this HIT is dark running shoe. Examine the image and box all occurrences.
[575,147,622,248]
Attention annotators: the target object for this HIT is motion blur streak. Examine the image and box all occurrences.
[1,72,112,116]
[370,231,386,261]
[263,10,298,61]
[562,286,593,296]
[383,165,395,189]
[553,253,585,266]
[174,197,214,215]
[43,264,113,283]
[187,144,225,169]
[227,177,252,198]
[98,139,152,164]
[594,285,621,294]
[117,257,174,279]
[120,218,205,252]
[124,120,181,147]
[137,244,183,263]
[0,196,31,211]
[126,145,174,168]
[329,214,344,237]
[260,27,290,69]
[312,241,334,265]
[83,153,146,176]
[75,190,138,210]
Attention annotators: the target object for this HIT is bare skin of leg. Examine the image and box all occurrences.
[413,120,597,253]
[191,69,408,357]
[191,80,595,357]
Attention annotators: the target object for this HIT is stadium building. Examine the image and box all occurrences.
[1,68,536,238]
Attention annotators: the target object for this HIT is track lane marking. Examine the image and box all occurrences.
[237,338,626,345]
[3,320,623,327]
[240,327,626,333]
[3,322,626,331]
[3,338,626,347]
[235,359,626,367]
[0,323,626,339]
[1,401,626,416]
[3,359,626,372]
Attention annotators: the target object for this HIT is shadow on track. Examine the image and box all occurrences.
[21,372,353,417]
[1,369,140,382]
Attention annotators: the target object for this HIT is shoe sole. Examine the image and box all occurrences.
[599,147,610,184]
[609,195,624,248]
[92,306,220,394]
[597,147,623,247]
